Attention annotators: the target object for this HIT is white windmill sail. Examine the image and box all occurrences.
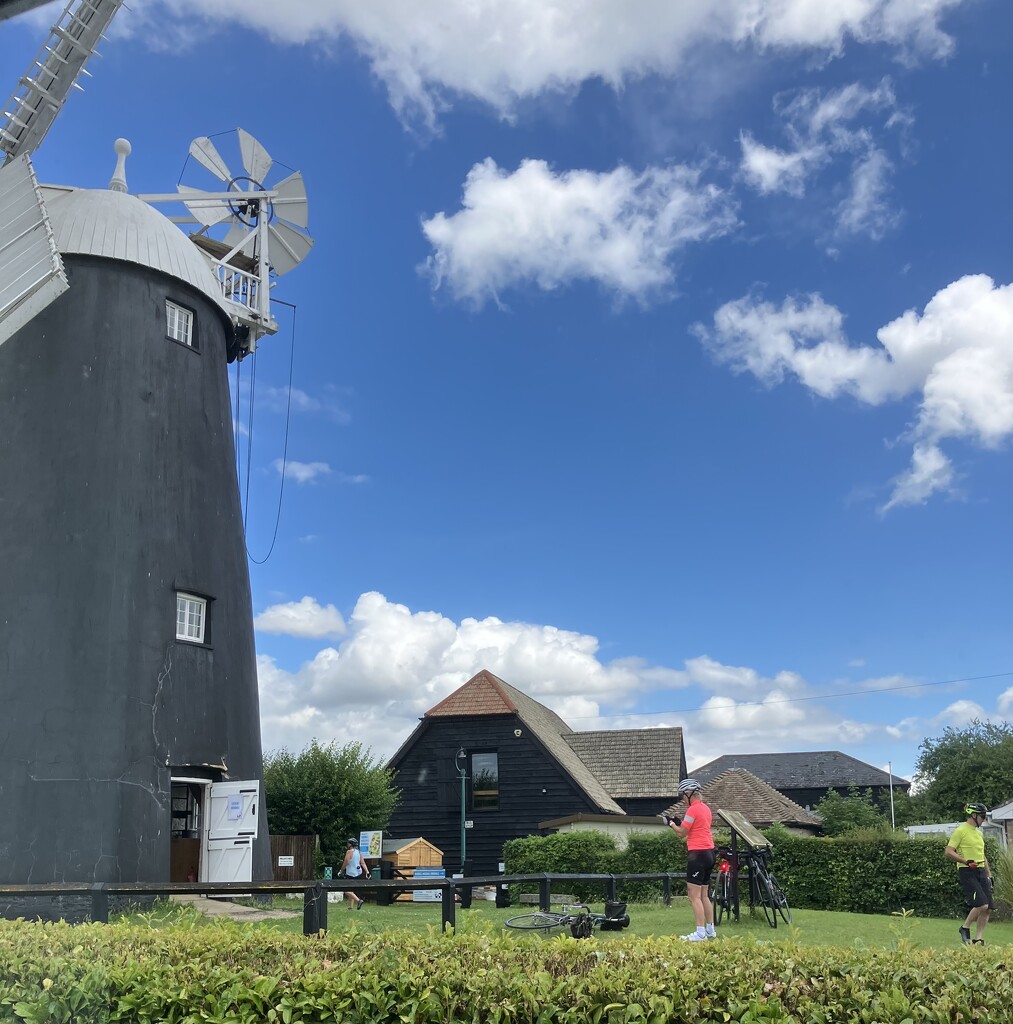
[0,152,68,349]
[1,0,126,165]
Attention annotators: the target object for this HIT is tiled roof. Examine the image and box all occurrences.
[564,728,684,798]
[423,670,624,814]
[692,751,910,790]
[425,670,519,718]
[664,768,820,828]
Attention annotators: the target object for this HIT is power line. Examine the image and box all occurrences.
[566,670,1013,720]
[247,299,297,565]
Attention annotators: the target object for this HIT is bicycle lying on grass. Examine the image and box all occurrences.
[505,901,632,938]
[709,847,791,928]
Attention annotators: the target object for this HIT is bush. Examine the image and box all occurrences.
[2,918,1013,1023]
[765,829,1004,917]
[502,830,737,903]
[503,825,1004,918]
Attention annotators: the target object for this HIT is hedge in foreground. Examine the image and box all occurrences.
[1,918,1010,1023]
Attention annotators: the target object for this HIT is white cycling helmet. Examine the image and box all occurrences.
[678,778,702,796]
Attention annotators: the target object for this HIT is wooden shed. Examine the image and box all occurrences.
[381,837,443,900]
[382,837,443,870]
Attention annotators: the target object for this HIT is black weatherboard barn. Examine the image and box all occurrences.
[692,751,910,811]
[386,670,687,874]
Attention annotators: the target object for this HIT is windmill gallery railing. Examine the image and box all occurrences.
[0,872,687,936]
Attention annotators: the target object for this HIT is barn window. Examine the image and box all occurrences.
[166,300,195,348]
[176,592,207,643]
[471,752,499,811]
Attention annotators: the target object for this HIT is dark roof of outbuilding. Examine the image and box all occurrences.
[664,768,820,829]
[564,728,684,798]
[692,751,910,790]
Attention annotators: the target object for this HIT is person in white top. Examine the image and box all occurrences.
[341,838,369,910]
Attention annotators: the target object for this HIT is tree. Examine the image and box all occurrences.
[263,739,400,864]
[875,787,935,828]
[914,720,1013,818]
[814,786,888,835]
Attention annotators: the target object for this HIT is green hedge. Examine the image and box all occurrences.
[503,829,1002,917]
[503,831,736,903]
[764,829,1003,918]
[1,918,1011,1023]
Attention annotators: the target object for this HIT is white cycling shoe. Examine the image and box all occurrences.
[681,931,708,941]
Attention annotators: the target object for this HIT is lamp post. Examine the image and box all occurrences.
[455,747,468,871]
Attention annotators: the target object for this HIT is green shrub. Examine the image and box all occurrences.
[765,829,1003,917]
[503,825,1003,918]
[1,918,1012,1023]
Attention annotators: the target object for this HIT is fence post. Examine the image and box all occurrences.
[662,874,672,906]
[90,882,108,923]
[606,875,617,902]
[303,882,327,936]
[539,876,551,912]
[442,883,456,931]
[459,883,472,909]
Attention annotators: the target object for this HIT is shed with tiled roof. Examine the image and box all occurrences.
[664,768,821,833]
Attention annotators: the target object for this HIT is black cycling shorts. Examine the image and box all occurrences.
[958,867,994,909]
[687,849,716,886]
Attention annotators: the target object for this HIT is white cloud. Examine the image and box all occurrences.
[273,459,331,484]
[254,596,347,639]
[738,135,817,195]
[681,655,804,693]
[698,274,1013,509]
[739,79,903,237]
[421,159,736,306]
[256,591,888,761]
[147,1,962,125]
[836,148,898,239]
[934,699,989,726]
[257,385,351,424]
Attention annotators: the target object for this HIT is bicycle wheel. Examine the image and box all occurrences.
[712,871,731,924]
[769,876,791,925]
[753,869,778,928]
[504,912,567,932]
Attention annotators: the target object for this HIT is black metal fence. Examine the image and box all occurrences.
[0,871,687,935]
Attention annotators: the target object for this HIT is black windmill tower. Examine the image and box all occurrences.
[0,0,314,917]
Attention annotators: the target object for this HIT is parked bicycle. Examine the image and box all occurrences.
[708,850,735,925]
[710,847,791,928]
[504,901,631,938]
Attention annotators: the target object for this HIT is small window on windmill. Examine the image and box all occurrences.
[176,592,207,643]
[165,300,195,348]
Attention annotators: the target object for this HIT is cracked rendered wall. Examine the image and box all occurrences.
[0,254,271,892]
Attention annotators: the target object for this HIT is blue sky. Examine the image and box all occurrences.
[5,0,1012,787]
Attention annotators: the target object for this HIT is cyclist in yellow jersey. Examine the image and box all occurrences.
[945,803,992,945]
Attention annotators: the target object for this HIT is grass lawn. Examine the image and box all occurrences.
[126,896,1012,951]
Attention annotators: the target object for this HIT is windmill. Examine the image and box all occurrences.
[136,128,315,356]
[0,0,310,918]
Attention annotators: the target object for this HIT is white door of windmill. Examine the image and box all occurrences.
[205,780,259,883]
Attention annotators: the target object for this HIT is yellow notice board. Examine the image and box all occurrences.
[716,810,772,850]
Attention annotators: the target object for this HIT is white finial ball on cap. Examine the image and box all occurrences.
[109,138,132,193]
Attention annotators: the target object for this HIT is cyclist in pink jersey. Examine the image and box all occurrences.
[661,777,716,941]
